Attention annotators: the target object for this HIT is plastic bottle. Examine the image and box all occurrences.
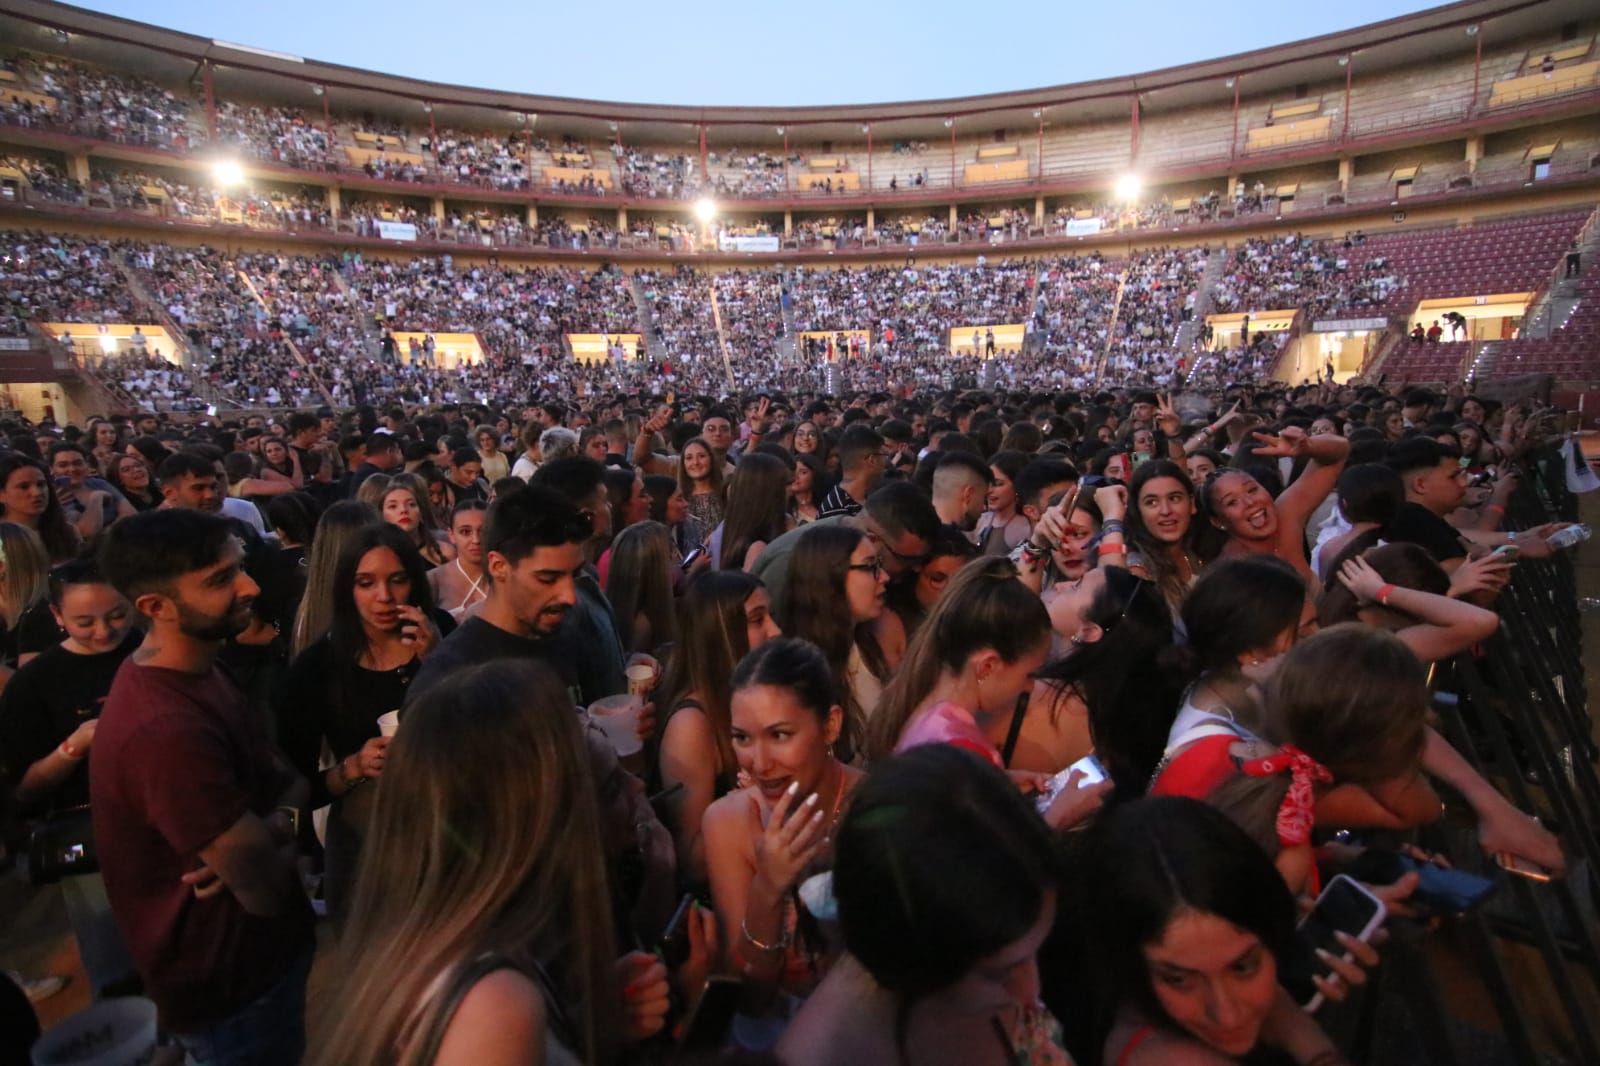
[1545,524,1592,551]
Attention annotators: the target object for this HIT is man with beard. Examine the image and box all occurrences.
[92,510,314,1064]
[407,484,593,704]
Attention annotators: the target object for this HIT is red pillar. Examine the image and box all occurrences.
[1130,96,1141,163]
[1342,58,1352,140]
[865,125,873,191]
[1229,77,1241,160]
[202,60,216,140]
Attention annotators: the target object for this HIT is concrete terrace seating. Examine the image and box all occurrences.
[1383,339,1471,381]
[1351,210,1591,314]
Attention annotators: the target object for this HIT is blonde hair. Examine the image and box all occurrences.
[355,472,393,512]
[0,522,50,630]
[307,661,618,1066]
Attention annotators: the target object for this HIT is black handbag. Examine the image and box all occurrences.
[27,805,98,886]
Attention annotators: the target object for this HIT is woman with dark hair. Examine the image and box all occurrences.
[780,525,903,748]
[657,571,781,883]
[276,522,447,918]
[1185,446,1225,485]
[261,491,322,636]
[974,450,1032,556]
[1123,460,1205,615]
[604,521,678,655]
[677,436,726,553]
[716,453,793,571]
[107,453,160,513]
[1059,798,1354,1066]
[380,472,453,568]
[1022,570,1180,798]
[0,455,79,563]
[1198,426,1348,584]
[307,661,631,1066]
[789,453,827,527]
[792,421,828,467]
[644,473,691,553]
[890,524,979,638]
[703,639,863,1027]
[779,745,1070,1065]
[869,558,1050,775]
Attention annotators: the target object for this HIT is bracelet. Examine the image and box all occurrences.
[1375,583,1396,607]
[336,757,366,790]
[1097,543,1128,557]
[1101,519,1126,535]
[740,918,790,954]
[58,741,84,761]
[1018,540,1050,561]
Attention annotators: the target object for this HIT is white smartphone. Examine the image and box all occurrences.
[1034,753,1107,815]
[1282,874,1388,1012]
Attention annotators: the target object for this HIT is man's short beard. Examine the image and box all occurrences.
[176,600,248,642]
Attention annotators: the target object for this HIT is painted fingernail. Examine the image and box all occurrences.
[804,792,820,806]
[786,781,799,796]
[1315,947,1335,961]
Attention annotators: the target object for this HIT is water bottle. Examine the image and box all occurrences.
[1545,524,1592,551]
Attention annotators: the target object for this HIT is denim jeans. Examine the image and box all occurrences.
[59,872,136,997]
[172,949,311,1066]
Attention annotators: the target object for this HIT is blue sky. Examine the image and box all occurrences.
[77,0,1444,106]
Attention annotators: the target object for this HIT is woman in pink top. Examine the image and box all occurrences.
[867,556,1051,771]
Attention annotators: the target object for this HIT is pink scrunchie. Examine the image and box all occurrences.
[1241,744,1334,848]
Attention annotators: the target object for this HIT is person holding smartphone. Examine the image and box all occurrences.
[1059,798,1361,1066]
[275,522,446,921]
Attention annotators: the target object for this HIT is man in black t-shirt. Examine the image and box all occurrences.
[1384,437,1470,568]
[409,485,595,704]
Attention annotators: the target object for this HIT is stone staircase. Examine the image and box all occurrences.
[328,267,386,360]
[112,253,239,410]
[231,267,336,405]
[1520,204,1599,339]
[629,272,661,356]
[1174,246,1228,353]
[1465,340,1502,381]
[775,269,800,368]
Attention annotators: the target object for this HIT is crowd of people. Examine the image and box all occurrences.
[0,369,1578,1066]
[1211,235,1400,323]
[0,231,146,336]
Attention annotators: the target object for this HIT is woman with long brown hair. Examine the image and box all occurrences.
[779,525,903,751]
[307,659,627,1066]
[716,452,793,572]
[0,455,79,564]
[657,570,781,883]
[676,436,725,553]
[604,520,679,655]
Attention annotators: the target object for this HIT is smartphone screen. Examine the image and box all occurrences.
[1280,876,1383,1007]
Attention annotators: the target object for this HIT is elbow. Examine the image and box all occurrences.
[1465,608,1500,643]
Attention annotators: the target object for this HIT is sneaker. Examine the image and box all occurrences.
[5,970,68,1004]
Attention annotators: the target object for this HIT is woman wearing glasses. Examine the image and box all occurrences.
[779,526,904,759]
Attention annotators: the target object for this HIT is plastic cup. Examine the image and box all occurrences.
[31,997,158,1066]
[376,711,400,738]
[625,654,658,696]
[588,694,643,757]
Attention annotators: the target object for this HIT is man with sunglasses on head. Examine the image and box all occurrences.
[754,481,940,623]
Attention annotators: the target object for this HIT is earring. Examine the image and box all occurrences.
[1069,633,1084,646]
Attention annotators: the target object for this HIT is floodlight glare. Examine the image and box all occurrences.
[694,197,717,223]
[1114,173,1143,201]
[212,159,244,187]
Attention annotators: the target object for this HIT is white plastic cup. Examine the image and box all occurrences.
[31,996,158,1066]
[376,711,400,738]
[588,694,643,757]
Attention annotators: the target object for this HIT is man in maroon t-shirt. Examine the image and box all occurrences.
[93,509,313,1064]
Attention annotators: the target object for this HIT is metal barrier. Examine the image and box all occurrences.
[1344,443,1600,1064]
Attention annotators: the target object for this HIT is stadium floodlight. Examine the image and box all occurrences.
[694,197,717,223]
[212,159,245,187]
[1114,173,1143,201]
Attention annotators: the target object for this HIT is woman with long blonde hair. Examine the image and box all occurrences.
[0,521,55,670]
[307,660,619,1066]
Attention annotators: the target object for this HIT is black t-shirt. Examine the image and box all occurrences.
[0,633,140,813]
[408,616,581,706]
[1385,502,1467,563]
[277,637,421,810]
[13,599,66,663]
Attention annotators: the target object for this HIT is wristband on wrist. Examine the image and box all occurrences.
[1101,519,1126,535]
[1375,583,1396,607]
[1097,542,1128,557]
